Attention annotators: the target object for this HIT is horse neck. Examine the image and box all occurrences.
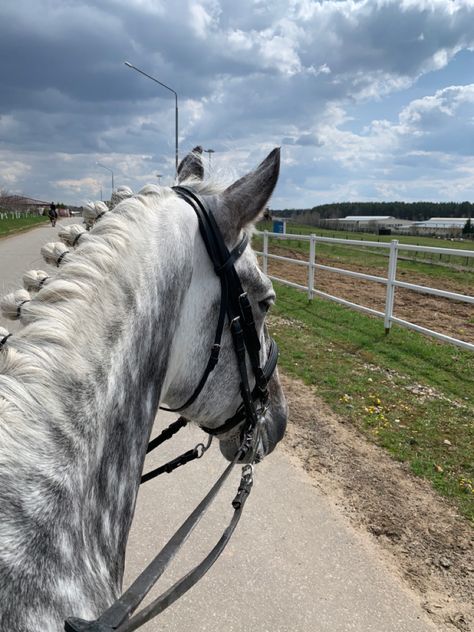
[0,199,194,628]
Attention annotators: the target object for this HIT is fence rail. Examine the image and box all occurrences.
[256,231,474,352]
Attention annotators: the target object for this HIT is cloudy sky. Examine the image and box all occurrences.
[1,0,474,208]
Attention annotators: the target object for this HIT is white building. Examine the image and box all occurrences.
[410,218,470,236]
[336,216,413,231]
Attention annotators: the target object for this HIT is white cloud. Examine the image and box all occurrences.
[189,2,216,38]
[399,84,474,129]
[2,0,474,204]
[0,158,31,186]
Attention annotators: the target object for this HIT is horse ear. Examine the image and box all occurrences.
[219,148,280,240]
[177,146,204,183]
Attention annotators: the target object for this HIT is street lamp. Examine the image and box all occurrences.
[204,148,215,170]
[96,162,114,196]
[156,173,163,184]
[124,61,179,175]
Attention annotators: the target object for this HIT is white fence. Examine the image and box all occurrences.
[0,212,23,220]
[256,231,474,352]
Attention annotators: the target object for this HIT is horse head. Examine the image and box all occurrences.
[162,147,288,463]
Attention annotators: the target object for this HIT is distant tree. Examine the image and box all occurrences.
[0,188,14,212]
[462,218,473,235]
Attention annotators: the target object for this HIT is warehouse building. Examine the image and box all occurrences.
[409,218,470,237]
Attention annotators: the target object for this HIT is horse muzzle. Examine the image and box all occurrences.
[219,376,288,463]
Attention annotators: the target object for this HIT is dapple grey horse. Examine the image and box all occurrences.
[0,147,287,631]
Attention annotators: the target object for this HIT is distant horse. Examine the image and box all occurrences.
[0,148,287,631]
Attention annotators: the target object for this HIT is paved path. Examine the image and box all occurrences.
[0,220,64,332]
[0,223,438,632]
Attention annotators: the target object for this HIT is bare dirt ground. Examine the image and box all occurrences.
[267,247,474,343]
[280,373,474,631]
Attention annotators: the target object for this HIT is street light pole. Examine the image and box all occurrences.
[204,148,215,170]
[124,61,179,175]
[96,162,114,196]
[156,173,162,184]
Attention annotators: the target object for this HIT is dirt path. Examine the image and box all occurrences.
[267,247,474,343]
[280,372,474,631]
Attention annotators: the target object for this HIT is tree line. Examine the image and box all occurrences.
[273,200,474,221]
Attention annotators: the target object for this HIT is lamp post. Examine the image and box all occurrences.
[156,173,162,184]
[204,148,215,170]
[96,162,114,196]
[124,61,179,175]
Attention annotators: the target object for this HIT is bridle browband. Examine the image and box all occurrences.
[160,185,279,442]
[64,187,279,632]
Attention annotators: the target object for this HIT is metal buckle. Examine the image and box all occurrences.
[195,435,213,458]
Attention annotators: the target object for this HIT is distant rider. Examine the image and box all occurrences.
[48,202,58,227]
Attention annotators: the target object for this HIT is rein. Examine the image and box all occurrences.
[64,187,279,631]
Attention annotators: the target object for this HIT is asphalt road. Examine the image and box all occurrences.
[0,221,438,632]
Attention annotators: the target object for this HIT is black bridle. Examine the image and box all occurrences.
[161,186,278,442]
[64,187,279,631]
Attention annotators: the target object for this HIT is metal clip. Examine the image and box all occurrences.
[195,435,213,458]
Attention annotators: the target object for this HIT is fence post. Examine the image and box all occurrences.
[263,230,269,276]
[308,234,316,300]
[384,239,399,334]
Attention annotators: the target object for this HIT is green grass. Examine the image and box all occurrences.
[0,215,48,237]
[270,282,474,520]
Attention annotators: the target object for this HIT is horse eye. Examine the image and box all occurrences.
[259,298,273,313]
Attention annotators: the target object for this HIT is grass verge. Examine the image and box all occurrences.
[0,216,49,237]
[270,282,474,521]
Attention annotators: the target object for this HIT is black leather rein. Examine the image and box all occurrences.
[64,187,279,631]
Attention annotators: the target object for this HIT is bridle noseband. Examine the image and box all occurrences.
[64,187,280,632]
[161,185,279,449]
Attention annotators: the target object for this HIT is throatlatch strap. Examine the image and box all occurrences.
[159,278,228,413]
[160,186,248,415]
